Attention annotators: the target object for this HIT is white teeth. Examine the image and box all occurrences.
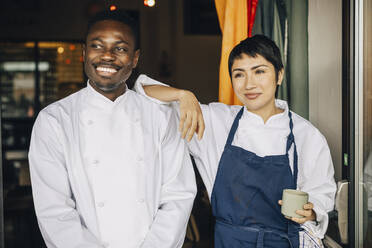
[96,67,117,73]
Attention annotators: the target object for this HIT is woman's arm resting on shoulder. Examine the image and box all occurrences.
[143,85,205,142]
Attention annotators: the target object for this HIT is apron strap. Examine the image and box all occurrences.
[225,107,245,147]
[285,111,298,188]
[256,230,265,248]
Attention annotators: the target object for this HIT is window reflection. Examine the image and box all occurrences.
[0,41,83,248]
[38,42,84,107]
[0,42,36,118]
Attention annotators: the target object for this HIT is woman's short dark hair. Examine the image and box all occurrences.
[228,35,283,80]
[86,9,139,50]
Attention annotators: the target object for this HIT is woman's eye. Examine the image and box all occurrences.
[233,73,244,78]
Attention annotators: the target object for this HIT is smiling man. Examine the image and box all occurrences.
[28,10,196,248]
[83,18,139,98]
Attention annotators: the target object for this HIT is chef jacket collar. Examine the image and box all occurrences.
[85,80,128,110]
[241,99,289,127]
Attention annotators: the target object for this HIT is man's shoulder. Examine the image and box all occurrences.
[128,89,174,115]
[127,89,176,133]
[39,87,86,121]
[125,90,177,144]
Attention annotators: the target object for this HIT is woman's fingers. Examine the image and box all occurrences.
[179,104,205,141]
[177,89,205,141]
[187,112,198,142]
[184,111,205,141]
[296,209,312,217]
[291,217,307,224]
[181,111,192,139]
[279,200,315,224]
[197,115,205,140]
[179,111,186,132]
[303,202,314,210]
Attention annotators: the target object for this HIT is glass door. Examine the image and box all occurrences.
[354,0,372,247]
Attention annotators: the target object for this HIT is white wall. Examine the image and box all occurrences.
[308,0,342,181]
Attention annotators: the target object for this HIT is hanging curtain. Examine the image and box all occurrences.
[285,0,309,119]
[252,0,309,118]
[215,0,258,105]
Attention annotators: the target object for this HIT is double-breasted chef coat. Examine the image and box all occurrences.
[29,75,196,248]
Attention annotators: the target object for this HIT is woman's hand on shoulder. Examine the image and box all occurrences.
[178,90,205,142]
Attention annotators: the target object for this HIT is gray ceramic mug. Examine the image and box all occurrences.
[281,189,309,218]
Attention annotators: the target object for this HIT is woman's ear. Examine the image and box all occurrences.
[277,69,284,86]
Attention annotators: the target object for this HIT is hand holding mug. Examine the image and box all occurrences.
[278,200,316,224]
[278,189,316,224]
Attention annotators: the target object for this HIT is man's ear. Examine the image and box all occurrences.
[132,49,140,68]
[82,44,86,62]
[277,68,284,86]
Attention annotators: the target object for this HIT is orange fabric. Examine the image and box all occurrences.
[215,0,257,105]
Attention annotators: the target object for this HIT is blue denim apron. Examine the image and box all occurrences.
[211,107,301,248]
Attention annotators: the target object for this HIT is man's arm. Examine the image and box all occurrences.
[29,111,102,247]
[141,109,197,248]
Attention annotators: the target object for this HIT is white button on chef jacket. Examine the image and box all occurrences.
[29,75,196,248]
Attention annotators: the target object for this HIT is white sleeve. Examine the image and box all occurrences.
[133,76,219,194]
[29,111,103,248]
[298,130,337,239]
[141,109,196,248]
[134,74,170,105]
[133,76,231,198]
[132,73,207,157]
[185,104,221,196]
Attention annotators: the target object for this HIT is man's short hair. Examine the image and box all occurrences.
[228,35,284,80]
[86,9,139,50]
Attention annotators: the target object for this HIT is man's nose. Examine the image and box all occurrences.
[101,49,115,61]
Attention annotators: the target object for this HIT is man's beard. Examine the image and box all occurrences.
[90,70,132,92]
[91,79,125,92]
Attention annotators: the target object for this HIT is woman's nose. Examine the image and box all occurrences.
[245,74,256,89]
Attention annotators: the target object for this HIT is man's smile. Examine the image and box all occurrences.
[94,63,121,77]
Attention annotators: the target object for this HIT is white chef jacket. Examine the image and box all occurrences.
[28,77,196,248]
[134,75,337,240]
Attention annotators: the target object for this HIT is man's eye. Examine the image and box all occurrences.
[115,47,127,52]
[255,69,265,74]
[91,44,102,49]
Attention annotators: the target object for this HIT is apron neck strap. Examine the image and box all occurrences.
[286,111,298,187]
[225,107,245,147]
[225,107,299,187]
[285,111,295,154]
